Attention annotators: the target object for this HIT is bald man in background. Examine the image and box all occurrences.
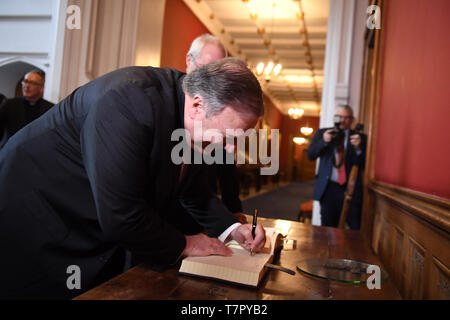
[0,69,53,148]
[186,34,247,224]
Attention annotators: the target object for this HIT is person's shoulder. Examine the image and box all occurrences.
[101,66,185,90]
[5,97,24,103]
[2,97,25,107]
[41,99,54,108]
[143,66,186,85]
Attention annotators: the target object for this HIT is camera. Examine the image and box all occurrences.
[330,115,364,143]
[330,115,345,140]
[354,123,364,134]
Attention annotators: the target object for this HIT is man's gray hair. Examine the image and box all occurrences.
[26,69,46,83]
[187,34,227,60]
[337,104,354,117]
[183,57,263,118]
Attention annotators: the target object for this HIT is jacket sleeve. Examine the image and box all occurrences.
[307,129,330,161]
[80,84,186,265]
[349,133,367,169]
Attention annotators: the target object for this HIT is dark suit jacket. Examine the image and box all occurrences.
[307,127,366,202]
[207,150,243,213]
[0,66,237,299]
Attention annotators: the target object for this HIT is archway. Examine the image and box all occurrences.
[0,58,47,98]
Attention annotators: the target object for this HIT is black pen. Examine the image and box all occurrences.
[250,209,258,255]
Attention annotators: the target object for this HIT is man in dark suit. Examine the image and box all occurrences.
[307,105,366,230]
[0,69,54,148]
[0,57,266,299]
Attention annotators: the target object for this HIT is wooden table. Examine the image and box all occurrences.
[75,217,401,300]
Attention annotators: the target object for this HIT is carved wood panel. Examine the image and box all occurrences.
[427,256,450,300]
[370,183,450,299]
[405,237,425,299]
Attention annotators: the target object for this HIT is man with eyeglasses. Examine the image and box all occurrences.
[307,105,367,230]
[0,69,54,147]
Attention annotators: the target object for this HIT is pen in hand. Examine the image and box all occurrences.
[250,209,258,256]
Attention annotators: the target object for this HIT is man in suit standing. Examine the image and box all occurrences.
[0,69,54,148]
[307,105,366,230]
[0,57,266,299]
[186,34,246,224]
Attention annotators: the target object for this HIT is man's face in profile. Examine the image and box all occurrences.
[184,94,258,154]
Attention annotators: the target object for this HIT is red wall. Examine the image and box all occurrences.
[160,0,210,71]
[374,0,450,199]
[263,95,282,129]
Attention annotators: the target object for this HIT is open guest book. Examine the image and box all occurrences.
[179,228,284,287]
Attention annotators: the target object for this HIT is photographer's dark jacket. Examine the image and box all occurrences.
[0,66,237,299]
[307,127,367,202]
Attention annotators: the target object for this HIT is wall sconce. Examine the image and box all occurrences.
[288,107,304,119]
[300,127,313,136]
[293,137,306,145]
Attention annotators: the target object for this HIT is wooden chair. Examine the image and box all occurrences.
[298,200,313,223]
[338,165,359,229]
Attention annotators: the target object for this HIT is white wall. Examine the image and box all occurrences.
[0,0,67,103]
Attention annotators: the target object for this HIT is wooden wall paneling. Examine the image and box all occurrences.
[369,182,450,299]
[405,236,426,299]
[392,225,405,293]
[371,208,381,255]
[378,211,391,273]
[428,256,450,300]
[357,0,450,299]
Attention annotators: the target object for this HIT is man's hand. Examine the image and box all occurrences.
[230,224,266,253]
[323,129,334,143]
[350,133,362,149]
[233,212,248,224]
[182,233,232,257]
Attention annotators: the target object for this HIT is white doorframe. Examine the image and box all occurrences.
[312,0,366,226]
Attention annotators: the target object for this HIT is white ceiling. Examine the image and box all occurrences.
[183,0,330,117]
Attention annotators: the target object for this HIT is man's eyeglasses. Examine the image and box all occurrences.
[334,115,353,120]
[22,80,43,87]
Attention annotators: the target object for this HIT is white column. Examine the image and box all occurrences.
[44,0,68,103]
[312,0,362,226]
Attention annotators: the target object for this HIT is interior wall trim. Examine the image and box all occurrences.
[369,180,450,234]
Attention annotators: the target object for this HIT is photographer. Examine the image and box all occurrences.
[307,105,366,229]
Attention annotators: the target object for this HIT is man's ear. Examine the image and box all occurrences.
[187,95,206,120]
[186,53,192,73]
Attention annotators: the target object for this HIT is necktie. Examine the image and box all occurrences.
[337,152,346,185]
[336,140,346,185]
